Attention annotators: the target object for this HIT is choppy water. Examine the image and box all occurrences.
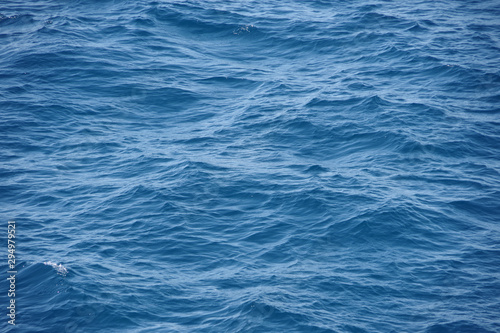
[1,0,500,332]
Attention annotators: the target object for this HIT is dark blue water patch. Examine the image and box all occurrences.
[426,321,496,333]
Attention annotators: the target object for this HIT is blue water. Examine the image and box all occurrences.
[1,0,500,332]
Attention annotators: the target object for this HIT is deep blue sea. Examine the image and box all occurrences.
[1,0,500,332]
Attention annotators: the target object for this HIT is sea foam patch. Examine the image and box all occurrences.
[44,261,68,276]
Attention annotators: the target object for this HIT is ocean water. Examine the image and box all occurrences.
[1,0,500,332]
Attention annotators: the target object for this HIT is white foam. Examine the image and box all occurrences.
[44,261,68,276]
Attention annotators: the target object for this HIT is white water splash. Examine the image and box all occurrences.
[44,261,68,276]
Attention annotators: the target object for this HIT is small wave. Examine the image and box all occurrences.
[44,261,68,276]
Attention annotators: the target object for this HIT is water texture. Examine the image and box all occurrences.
[1,0,500,332]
